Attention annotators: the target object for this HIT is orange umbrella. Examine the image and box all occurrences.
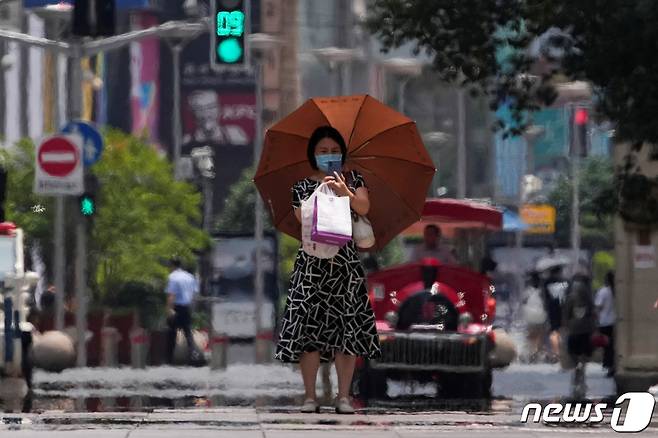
[254,94,436,251]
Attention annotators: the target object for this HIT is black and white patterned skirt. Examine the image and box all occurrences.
[274,242,381,363]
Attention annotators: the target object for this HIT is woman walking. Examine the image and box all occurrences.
[274,126,381,414]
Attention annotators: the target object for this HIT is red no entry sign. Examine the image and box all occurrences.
[38,136,80,177]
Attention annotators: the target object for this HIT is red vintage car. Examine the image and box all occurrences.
[353,198,516,401]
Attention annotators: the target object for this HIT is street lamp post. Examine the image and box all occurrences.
[512,125,545,317]
[422,131,452,197]
[249,33,281,363]
[33,3,73,332]
[379,57,423,114]
[312,47,362,96]
[161,21,206,179]
[456,88,466,199]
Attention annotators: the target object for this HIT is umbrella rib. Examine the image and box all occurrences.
[355,162,427,221]
[265,129,311,141]
[350,121,418,156]
[347,95,368,147]
[311,98,332,127]
[254,159,309,180]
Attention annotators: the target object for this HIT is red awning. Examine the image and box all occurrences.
[401,198,503,237]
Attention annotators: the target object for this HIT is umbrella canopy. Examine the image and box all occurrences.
[535,255,571,272]
[400,198,503,238]
[255,95,436,250]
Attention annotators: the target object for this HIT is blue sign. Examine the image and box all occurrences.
[61,121,104,167]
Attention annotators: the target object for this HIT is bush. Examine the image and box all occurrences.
[106,281,166,330]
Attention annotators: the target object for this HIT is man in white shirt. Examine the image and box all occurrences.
[411,224,458,265]
[166,257,200,364]
[595,271,616,377]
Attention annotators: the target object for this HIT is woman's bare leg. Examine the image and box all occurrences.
[334,352,357,399]
[550,330,561,359]
[300,351,321,400]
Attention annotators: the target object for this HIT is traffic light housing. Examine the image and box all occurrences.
[211,0,249,70]
[73,0,116,37]
[571,107,589,157]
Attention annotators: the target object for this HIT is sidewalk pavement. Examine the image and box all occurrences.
[1,407,649,437]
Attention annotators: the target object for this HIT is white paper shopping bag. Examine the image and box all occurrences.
[311,183,352,247]
[301,183,340,258]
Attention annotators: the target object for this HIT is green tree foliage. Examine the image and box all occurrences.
[0,139,56,273]
[215,165,272,233]
[91,130,210,298]
[547,157,615,250]
[366,1,658,145]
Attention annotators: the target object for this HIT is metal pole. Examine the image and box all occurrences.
[571,154,580,276]
[340,61,351,96]
[69,46,87,367]
[397,77,407,114]
[456,88,467,199]
[53,196,65,329]
[50,17,66,330]
[514,141,526,323]
[253,59,266,363]
[0,41,6,140]
[172,44,182,179]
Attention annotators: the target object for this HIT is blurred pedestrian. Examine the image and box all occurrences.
[166,257,200,365]
[480,248,498,276]
[411,224,458,264]
[563,275,597,399]
[543,265,568,363]
[274,126,381,414]
[521,271,546,363]
[595,271,616,377]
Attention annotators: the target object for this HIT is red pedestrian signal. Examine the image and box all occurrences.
[571,107,590,157]
[574,108,589,125]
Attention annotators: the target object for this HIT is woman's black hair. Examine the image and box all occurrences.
[307,125,347,170]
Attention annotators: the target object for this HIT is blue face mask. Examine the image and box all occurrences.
[315,154,342,173]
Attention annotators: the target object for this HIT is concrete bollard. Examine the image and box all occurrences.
[210,332,228,370]
[130,327,149,369]
[255,330,274,363]
[101,327,120,367]
[32,331,76,372]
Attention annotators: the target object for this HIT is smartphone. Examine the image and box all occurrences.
[326,160,343,176]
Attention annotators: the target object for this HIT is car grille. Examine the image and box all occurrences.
[371,332,488,372]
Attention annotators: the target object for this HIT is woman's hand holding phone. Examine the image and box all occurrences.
[327,171,353,198]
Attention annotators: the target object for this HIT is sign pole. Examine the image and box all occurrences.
[53,196,65,330]
[69,44,87,368]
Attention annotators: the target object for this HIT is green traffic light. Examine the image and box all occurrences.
[80,196,95,216]
[217,38,242,63]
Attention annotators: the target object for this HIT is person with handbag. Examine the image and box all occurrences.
[274,125,381,414]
